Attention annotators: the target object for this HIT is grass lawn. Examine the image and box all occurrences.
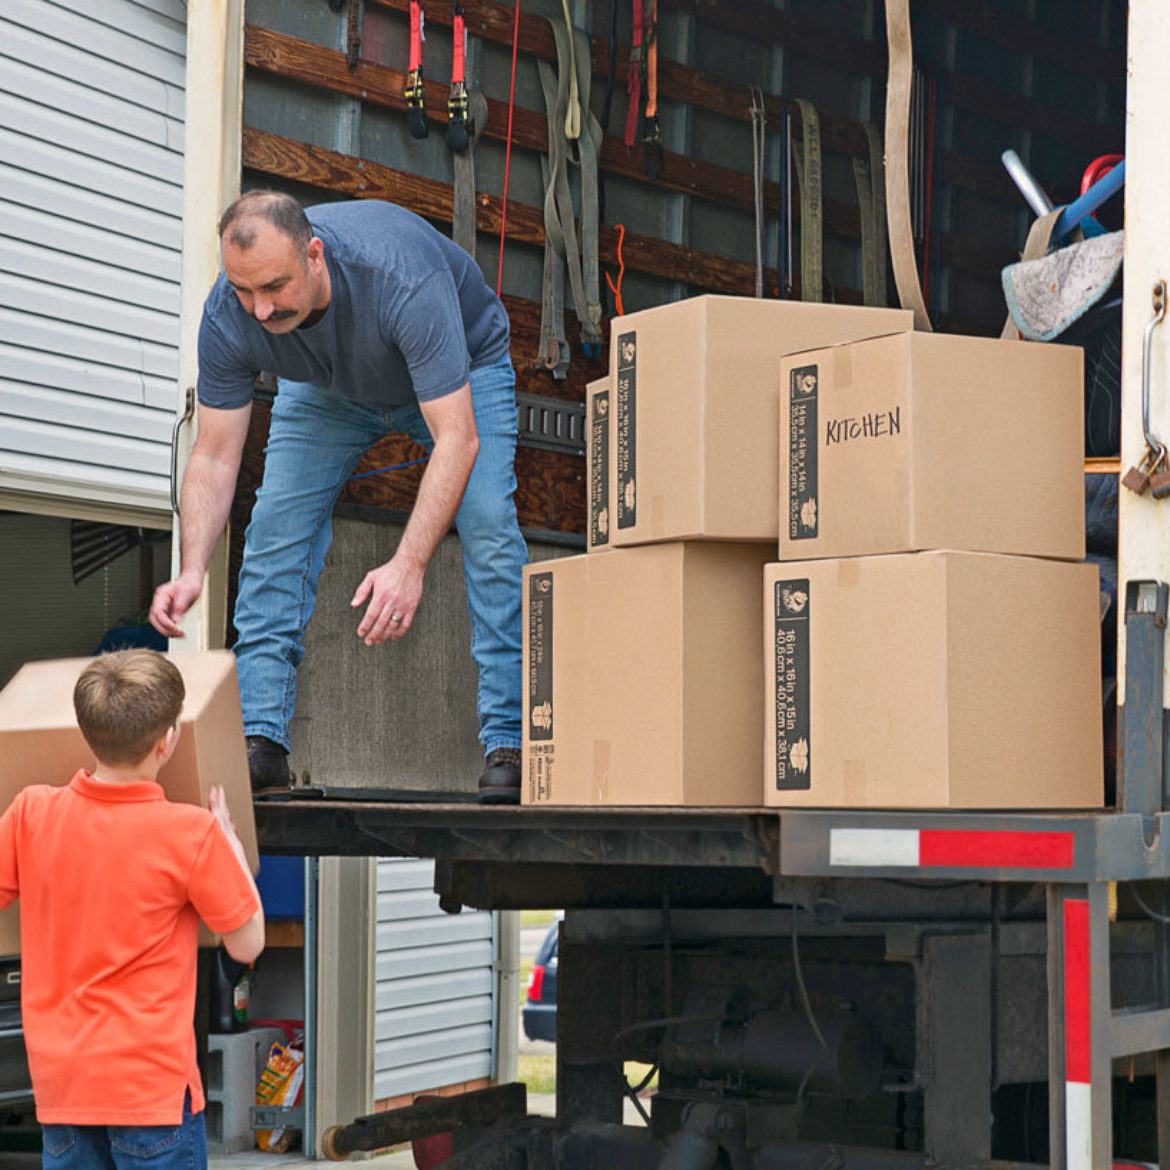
[519,909,560,927]
[515,1058,659,1099]
[517,1054,557,1095]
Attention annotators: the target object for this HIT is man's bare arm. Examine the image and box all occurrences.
[149,403,252,638]
[351,383,479,645]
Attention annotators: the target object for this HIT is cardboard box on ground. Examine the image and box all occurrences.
[765,552,1103,809]
[779,331,1085,562]
[0,652,259,954]
[523,543,774,806]
[589,296,914,550]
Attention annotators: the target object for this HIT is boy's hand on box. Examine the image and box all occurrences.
[209,785,248,867]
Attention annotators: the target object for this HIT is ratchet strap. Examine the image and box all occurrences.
[790,98,823,303]
[539,154,569,379]
[884,0,931,328]
[751,88,766,298]
[852,122,887,306]
[447,3,470,152]
[405,1,474,151]
[345,0,362,68]
[405,0,428,139]
[452,91,487,255]
[625,0,643,149]
[623,0,660,178]
[538,9,603,376]
[598,0,619,228]
[641,0,661,180]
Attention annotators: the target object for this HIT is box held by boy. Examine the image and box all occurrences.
[0,651,258,953]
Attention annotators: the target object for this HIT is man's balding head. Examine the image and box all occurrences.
[218,190,313,254]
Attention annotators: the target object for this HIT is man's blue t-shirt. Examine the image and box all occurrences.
[197,200,511,409]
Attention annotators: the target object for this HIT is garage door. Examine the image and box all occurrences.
[0,0,185,517]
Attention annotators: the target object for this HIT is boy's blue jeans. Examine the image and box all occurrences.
[41,1092,206,1169]
[233,354,527,757]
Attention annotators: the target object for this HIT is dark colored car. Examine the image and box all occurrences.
[522,920,559,1043]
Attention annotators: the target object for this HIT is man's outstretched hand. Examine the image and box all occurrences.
[149,571,204,638]
[351,555,425,645]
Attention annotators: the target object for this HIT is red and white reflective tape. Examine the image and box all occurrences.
[828,827,1075,870]
[1064,898,1091,1170]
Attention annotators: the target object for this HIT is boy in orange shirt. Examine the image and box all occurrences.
[0,649,264,1168]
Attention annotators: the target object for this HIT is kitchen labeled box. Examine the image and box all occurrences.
[524,543,773,806]
[593,296,912,550]
[765,552,1103,809]
[779,331,1084,561]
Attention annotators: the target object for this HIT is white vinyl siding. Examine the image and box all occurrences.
[375,859,495,1102]
[0,0,185,512]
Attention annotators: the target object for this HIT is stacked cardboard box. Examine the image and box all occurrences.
[527,296,1103,810]
[525,296,914,806]
[766,332,1103,809]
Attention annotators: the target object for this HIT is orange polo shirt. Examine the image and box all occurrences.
[0,771,259,1125]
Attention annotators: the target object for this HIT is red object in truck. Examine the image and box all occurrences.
[411,1095,455,1170]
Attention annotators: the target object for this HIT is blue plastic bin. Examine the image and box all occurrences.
[255,855,305,919]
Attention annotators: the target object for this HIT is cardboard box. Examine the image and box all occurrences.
[586,377,612,552]
[524,543,774,806]
[765,552,1103,809]
[0,652,259,954]
[779,331,1084,561]
[599,296,912,548]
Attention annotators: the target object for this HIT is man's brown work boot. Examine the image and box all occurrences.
[246,735,291,796]
[476,747,521,805]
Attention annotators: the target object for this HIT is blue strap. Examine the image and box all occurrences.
[1052,160,1125,243]
[347,457,429,482]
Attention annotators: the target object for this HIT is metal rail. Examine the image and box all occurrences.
[255,799,780,870]
[256,799,1170,884]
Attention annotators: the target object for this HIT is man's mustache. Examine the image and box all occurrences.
[255,308,298,322]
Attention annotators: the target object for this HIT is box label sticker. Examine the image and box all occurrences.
[774,578,811,790]
[589,389,611,548]
[526,744,555,803]
[789,364,819,540]
[528,572,554,741]
[616,331,637,530]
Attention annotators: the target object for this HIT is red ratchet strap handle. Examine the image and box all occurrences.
[447,3,470,152]
[624,0,643,148]
[1081,154,1124,195]
[641,0,661,179]
[405,0,428,139]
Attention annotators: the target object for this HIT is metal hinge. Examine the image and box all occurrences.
[516,393,585,455]
[169,387,196,515]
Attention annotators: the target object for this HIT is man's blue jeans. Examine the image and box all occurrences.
[233,353,527,757]
[41,1092,206,1169]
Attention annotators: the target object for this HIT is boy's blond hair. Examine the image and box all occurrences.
[73,651,185,767]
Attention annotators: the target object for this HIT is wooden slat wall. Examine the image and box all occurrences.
[245,24,1009,287]
[235,0,1124,546]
